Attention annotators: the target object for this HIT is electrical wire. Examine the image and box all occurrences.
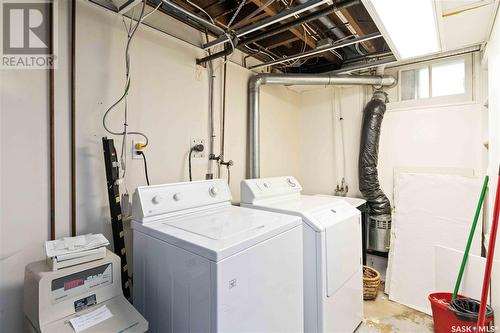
[331,87,347,187]
[103,0,149,143]
[226,165,231,185]
[138,151,150,185]
[235,0,275,28]
[103,0,162,180]
[185,0,233,71]
[188,148,194,181]
[186,0,215,24]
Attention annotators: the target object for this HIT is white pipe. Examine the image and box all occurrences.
[248,73,397,178]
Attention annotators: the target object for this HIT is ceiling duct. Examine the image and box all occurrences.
[247,73,396,178]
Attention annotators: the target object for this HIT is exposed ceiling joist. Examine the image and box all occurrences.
[264,36,301,49]
[231,11,269,29]
[338,8,376,52]
[250,0,317,49]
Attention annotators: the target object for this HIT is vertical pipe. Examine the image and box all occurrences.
[71,0,77,236]
[248,77,262,178]
[49,0,56,240]
[207,61,216,178]
[220,58,227,160]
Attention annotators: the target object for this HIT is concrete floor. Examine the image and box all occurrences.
[356,290,434,333]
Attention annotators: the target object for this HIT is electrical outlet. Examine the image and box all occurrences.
[191,138,206,159]
[132,140,144,160]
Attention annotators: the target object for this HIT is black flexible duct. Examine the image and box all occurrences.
[358,91,391,217]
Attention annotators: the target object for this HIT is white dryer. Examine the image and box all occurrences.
[241,176,363,333]
[132,179,304,333]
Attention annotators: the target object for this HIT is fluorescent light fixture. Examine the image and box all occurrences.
[368,0,440,59]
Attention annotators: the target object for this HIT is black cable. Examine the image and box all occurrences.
[189,148,194,182]
[226,165,231,185]
[137,151,150,185]
[189,144,205,182]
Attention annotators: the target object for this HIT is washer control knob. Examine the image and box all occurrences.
[209,186,218,197]
[287,178,297,187]
[263,182,270,188]
[173,193,181,202]
[152,195,163,205]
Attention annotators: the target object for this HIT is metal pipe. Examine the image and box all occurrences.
[197,44,235,65]
[203,0,331,50]
[159,0,225,36]
[239,0,359,47]
[71,0,77,236]
[328,56,397,74]
[206,34,217,179]
[49,0,55,240]
[249,33,381,70]
[296,0,347,41]
[248,73,396,178]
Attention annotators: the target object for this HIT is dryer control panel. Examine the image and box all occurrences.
[241,176,302,204]
[132,179,232,223]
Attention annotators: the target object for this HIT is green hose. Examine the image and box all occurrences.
[452,175,489,300]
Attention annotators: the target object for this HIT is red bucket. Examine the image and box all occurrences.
[429,293,495,333]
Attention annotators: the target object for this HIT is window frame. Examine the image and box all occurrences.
[389,54,473,109]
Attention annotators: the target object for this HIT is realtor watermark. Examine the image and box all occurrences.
[451,325,498,332]
[1,0,57,69]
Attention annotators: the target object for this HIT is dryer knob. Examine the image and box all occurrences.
[152,195,163,205]
[209,187,218,197]
[287,178,297,187]
[173,193,181,201]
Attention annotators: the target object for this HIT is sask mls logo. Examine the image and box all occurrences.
[1,0,57,69]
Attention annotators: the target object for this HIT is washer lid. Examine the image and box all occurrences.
[245,195,359,232]
[165,212,265,240]
[132,205,301,261]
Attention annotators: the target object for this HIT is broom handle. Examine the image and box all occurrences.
[452,176,489,300]
[477,167,500,329]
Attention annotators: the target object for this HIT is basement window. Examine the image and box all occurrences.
[401,67,429,101]
[394,55,472,107]
[431,60,465,97]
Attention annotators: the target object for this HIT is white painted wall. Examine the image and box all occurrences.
[0,1,301,330]
[485,4,500,256]
[261,85,302,181]
[298,85,367,197]
[298,73,484,205]
[1,1,71,331]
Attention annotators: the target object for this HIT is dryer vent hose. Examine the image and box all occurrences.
[358,91,391,218]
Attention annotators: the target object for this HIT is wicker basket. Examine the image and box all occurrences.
[363,265,381,300]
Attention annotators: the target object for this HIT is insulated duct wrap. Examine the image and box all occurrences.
[359,91,391,217]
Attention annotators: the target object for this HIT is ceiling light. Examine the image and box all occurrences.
[365,0,441,59]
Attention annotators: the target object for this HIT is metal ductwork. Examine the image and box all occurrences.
[248,73,396,178]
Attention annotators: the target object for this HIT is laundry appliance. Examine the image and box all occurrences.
[241,176,363,333]
[132,179,304,333]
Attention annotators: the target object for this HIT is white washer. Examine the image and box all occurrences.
[241,176,363,333]
[132,179,304,333]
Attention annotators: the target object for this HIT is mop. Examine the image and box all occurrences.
[452,175,489,300]
[477,167,500,330]
[428,175,494,333]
